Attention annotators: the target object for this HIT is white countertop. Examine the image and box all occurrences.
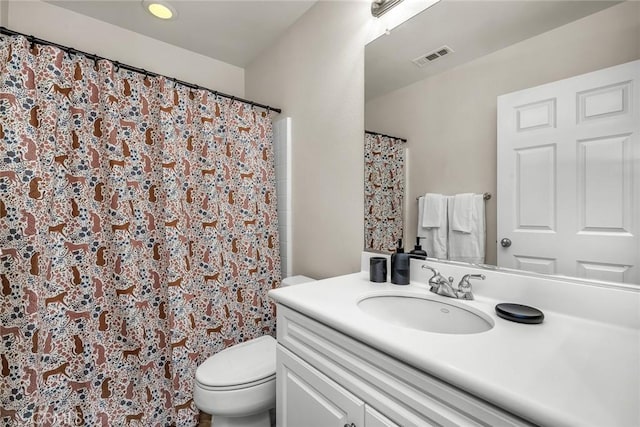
[269,272,640,427]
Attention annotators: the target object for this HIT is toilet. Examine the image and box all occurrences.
[193,275,315,427]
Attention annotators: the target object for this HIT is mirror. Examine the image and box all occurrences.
[365,0,640,285]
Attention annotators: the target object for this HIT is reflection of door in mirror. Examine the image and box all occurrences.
[364,131,406,252]
[497,60,640,284]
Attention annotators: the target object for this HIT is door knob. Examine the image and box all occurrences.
[343,424,356,427]
[500,238,512,248]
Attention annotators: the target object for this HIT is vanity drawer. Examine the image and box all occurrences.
[277,305,535,427]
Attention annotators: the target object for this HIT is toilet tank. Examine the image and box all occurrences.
[281,275,315,287]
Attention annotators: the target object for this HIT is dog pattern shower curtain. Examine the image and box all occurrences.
[0,35,280,425]
[364,132,405,253]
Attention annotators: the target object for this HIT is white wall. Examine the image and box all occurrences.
[245,1,375,279]
[273,117,292,278]
[2,0,244,96]
[366,2,640,266]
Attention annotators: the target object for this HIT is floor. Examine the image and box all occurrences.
[198,412,212,427]
[198,411,276,426]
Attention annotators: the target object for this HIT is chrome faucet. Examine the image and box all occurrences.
[421,265,457,298]
[421,265,485,300]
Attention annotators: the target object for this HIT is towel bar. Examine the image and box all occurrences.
[416,192,491,201]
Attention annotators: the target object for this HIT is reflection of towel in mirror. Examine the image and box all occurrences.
[417,196,447,259]
[450,193,474,233]
[448,194,485,264]
[422,193,445,227]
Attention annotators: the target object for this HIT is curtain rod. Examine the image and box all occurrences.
[0,26,282,114]
[365,130,407,143]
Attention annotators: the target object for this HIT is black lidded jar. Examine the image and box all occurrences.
[390,239,410,285]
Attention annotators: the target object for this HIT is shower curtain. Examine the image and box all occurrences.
[0,35,280,425]
[364,132,405,252]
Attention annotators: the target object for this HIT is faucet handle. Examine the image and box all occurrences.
[421,265,438,275]
[457,274,485,300]
[459,274,485,288]
[421,265,441,290]
[462,273,486,280]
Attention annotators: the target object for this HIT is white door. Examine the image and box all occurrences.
[497,60,640,284]
[276,346,365,427]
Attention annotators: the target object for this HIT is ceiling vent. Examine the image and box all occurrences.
[411,45,454,68]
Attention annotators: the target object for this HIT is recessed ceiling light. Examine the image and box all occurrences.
[142,0,176,20]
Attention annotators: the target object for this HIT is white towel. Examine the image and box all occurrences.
[450,193,474,233]
[421,193,444,228]
[417,196,448,259]
[448,194,485,264]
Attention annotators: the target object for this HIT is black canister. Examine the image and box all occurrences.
[369,257,387,283]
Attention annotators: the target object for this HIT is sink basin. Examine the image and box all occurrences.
[358,294,493,334]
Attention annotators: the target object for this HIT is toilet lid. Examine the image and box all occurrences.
[195,335,276,387]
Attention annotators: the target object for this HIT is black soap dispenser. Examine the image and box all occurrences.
[390,239,410,285]
[409,237,428,260]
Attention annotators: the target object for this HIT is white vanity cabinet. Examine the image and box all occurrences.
[278,346,403,427]
[365,406,400,427]
[278,345,403,427]
[275,305,533,427]
[277,346,365,427]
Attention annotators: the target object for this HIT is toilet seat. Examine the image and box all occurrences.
[195,335,277,389]
[196,373,276,392]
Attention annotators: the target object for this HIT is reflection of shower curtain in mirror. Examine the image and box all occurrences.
[364,133,405,252]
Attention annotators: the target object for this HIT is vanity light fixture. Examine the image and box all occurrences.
[371,0,404,18]
[142,0,177,20]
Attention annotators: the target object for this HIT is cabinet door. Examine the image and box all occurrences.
[365,406,401,427]
[277,346,365,427]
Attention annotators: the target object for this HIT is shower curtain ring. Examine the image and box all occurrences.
[27,35,35,50]
[67,48,74,59]
[114,61,120,72]
[93,54,99,68]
